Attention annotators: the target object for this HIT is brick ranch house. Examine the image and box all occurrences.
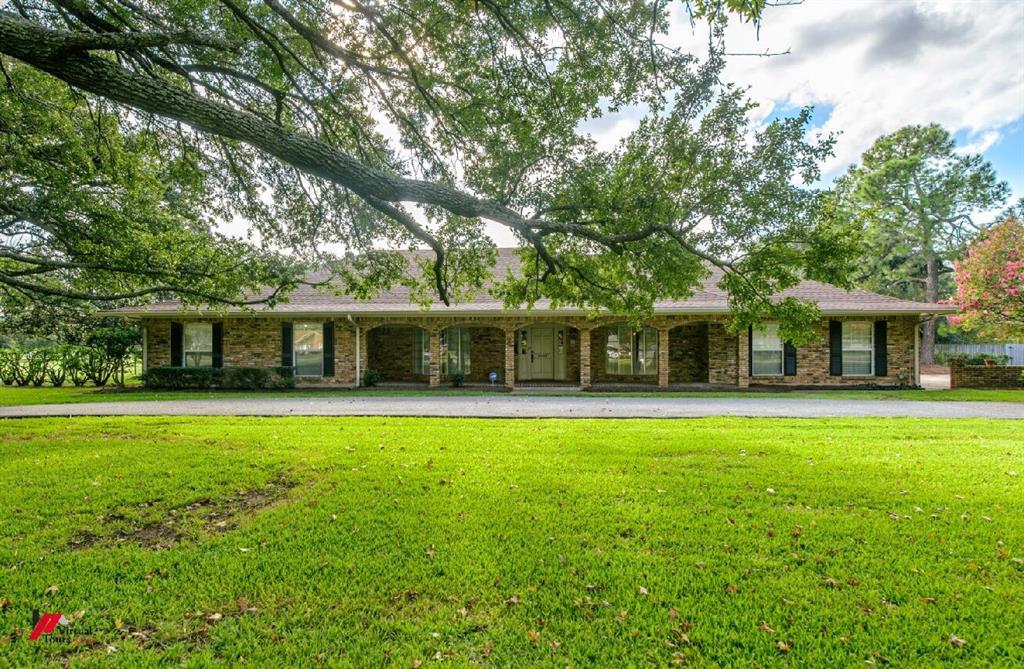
[110,249,955,390]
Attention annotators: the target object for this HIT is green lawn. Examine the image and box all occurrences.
[0,417,1021,666]
[1,383,1022,406]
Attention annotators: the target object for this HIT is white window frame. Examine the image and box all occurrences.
[605,326,658,376]
[842,321,874,376]
[441,327,472,376]
[182,322,213,368]
[293,322,324,377]
[751,323,784,376]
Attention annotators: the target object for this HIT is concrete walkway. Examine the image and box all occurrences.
[2,395,1022,419]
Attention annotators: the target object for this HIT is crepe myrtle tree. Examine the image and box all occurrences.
[949,214,1024,342]
[0,0,860,342]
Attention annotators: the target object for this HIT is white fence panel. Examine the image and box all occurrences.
[935,343,1024,365]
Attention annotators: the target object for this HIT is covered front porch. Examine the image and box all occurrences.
[357,317,746,391]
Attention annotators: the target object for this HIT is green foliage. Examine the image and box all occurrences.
[362,368,381,387]
[947,353,1011,366]
[0,417,1021,666]
[950,216,1024,341]
[0,62,304,309]
[0,342,133,387]
[449,371,465,388]
[2,3,855,343]
[141,366,295,390]
[839,124,1008,303]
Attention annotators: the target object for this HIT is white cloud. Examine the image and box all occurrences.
[673,0,1024,178]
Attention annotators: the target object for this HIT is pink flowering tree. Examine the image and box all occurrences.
[950,216,1024,340]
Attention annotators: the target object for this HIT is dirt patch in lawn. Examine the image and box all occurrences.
[69,476,297,550]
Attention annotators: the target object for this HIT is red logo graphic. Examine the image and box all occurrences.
[29,613,65,640]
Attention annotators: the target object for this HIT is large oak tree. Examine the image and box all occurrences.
[0,1,860,341]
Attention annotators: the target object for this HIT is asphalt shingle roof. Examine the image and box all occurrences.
[111,248,955,316]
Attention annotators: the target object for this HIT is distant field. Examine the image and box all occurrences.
[1,417,1020,666]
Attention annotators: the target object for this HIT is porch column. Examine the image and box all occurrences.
[737,327,750,389]
[658,327,670,390]
[579,328,592,389]
[504,329,516,390]
[428,329,441,388]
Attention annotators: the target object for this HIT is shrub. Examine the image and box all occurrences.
[949,353,1010,366]
[362,368,381,387]
[142,366,295,390]
[449,371,465,388]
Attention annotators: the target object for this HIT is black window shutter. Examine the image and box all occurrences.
[170,322,183,367]
[281,322,293,368]
[323,321,335,377]
[874,320,888,377]
[212,322,224,368]
[784,342,797,376]
[747,326,753,377]
[829,320,843,376]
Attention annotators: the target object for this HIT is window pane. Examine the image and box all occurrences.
[843,350,873,376]
[606,326,633,375]
[440,327,471,375]
[842,321,873,375]
[635,327,658,375]
[752,350,783,376]
[842,322,872,349]
[751,324,783,376]
[752,324,782,351]
[294,322,323,376]
[412,329,431,376]
[183,323,212,368]
[460,328,472,375]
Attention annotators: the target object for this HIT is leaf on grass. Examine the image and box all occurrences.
[43,585,58,595]
[527,629,541,646]
[638,587,649,596]
[949,635,966,648]
[775,640,790,653]
[481,642,494,656]
[724,583,738,594]
[920,597,936,605]
[668,608,679,620]
[504,595,520,607]
[758,622,775,633]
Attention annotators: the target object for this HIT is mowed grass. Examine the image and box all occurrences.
[0,417,1021,667]
[1,384,1022,406]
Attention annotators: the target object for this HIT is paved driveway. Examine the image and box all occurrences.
[2,395,1022,419]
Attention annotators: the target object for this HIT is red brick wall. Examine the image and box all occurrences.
[142,314,923,389]
[950,360,1024,389]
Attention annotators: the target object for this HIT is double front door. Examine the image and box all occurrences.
[517,326,566,380]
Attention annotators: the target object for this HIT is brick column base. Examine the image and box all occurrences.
[429,329,441,388]
[504,329,516,389]
[579,328,591,389]
[658,327,670,390]
[737,327,750,389]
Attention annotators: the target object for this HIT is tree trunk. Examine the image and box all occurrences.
[921,254,940,365]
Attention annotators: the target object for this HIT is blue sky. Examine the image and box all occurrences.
[579,0,1024,211]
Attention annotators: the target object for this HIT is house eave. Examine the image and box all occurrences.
[100,305,959,319]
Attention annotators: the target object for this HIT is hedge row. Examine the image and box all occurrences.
[142,366,295,390]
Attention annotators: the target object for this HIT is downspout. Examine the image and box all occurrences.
[347,315,360,389]
[141,325,148,373]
